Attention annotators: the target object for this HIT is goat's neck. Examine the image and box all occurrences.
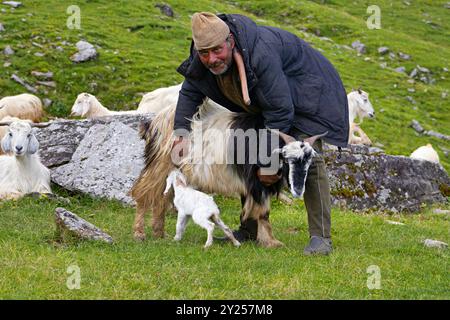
[15,153,39,168]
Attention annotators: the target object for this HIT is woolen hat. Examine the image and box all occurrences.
[191,12,230,50]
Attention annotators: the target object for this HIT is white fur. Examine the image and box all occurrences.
[137,83,182,114]
[410,144,440,164]
[347,89,375,145]
[70,93,138,118]
[0,121,51,200]
[0,116,33,155]
[0,93,43,122]
[163,169,241,249]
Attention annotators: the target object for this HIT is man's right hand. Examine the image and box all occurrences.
[171,136,189,166]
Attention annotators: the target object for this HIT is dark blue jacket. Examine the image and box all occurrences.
[175,14,349,147]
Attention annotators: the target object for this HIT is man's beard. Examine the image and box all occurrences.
[208,58,233,75]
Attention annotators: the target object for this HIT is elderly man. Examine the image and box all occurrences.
[172,12,348,255]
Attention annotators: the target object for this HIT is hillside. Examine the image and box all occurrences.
[0,0,449,171]
[0,0,449,300]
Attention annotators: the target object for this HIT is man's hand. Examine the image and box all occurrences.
[257,168,282,186]
[171,136,189,166]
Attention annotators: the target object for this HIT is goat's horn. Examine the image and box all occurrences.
[304,131,328,146]
[266,128,296,144]
[0,121,13,126]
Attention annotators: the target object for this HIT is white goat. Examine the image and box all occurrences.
[70,93,138,118]
[0,121,51,200]
[163,169,241,249]
[347,88,375,145]
[0,93,43,123]
[410,143,440,164]
[0,116,32,155]
[137,83,182,114]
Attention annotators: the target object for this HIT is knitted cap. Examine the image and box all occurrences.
[191,12,230,50]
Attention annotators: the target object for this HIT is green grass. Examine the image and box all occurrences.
[0,192,448,299]
[0,0,449,299]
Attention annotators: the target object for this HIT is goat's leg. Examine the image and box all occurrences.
[174,212,189,241]
[193,214,215,249]
[211,215,241,247]
[133,200,148,241]
[151,199,169,238]
[244,196,284,248]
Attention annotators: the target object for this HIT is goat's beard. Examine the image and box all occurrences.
[287,152,315,198]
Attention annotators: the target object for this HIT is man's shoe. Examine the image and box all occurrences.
[303,236,333,256]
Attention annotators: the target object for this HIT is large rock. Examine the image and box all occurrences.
[70,40,98,63]
[51,120,145,205]
[36,116,449,212]
[325,145,449,212]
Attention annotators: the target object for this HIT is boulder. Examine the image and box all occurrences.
[36,116,449,213]
[70,40,98,63]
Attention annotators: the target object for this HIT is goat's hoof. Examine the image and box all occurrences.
[134,232,146,242]
[259,239,284,248]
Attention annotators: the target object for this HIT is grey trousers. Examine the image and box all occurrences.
[291,128,332,238]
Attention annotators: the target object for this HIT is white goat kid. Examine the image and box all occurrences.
[347,88,375,145]
[163,169,241,249]
[0,121,51,200]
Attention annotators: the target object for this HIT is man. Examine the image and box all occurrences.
[172,12,349,255]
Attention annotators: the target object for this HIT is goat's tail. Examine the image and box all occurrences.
[130,104,177,207]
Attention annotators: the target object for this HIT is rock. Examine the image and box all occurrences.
[407,88,415,93]
[378,46,389,55]
[155,3,174,17]
[3,45,14,55]
[351,40,366,54]
[2,1,22,8]
[379,62,387,69]
[395,66,406,73]
[403,0,411,5]
[406,96,416,104]
[432,208,450,215]
[398,52,411,60]
[423,239,448,249]
[417,65,430,73]
[386,220,405,225]
[35,116,449,213]
[70,40,98,63]
[443,67,449,72]
[409,68,418,78]
[410,120,424,133]
[0,23,5,32]
[445,2,450,9]
[43,98,52,108]
[10,73,37,93]
[31,41,43,48]
[34,52,45,57]
[36,80,56,88]
[442,91,448,99]
[425,130,450,141]
[31,70,53,80]
[51,120,147,205]
[55,207,114,244]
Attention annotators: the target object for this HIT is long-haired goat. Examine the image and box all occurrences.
[347,88,375,145]
[130,101,325,247]
[137,83,182,114]
[0,93,43,123]
[0,121,51,200]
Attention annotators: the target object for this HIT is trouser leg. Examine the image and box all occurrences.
[291,129,332,238]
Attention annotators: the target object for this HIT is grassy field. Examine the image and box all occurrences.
[0,0,449,299]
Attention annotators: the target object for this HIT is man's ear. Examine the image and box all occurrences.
[229,33,235,49]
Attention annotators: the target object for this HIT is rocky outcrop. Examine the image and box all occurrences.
[36,116,449,212]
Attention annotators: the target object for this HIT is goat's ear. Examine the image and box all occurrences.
[357,86,362,94]
[28,133,39,154]
[272,148,282,155]
[1,133,12,153]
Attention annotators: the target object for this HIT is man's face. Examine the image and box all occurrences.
[197,38,234,75]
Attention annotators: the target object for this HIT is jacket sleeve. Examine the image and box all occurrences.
[173,79,205,136]
[253,49,294,134]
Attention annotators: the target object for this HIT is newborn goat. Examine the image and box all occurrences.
[163,169,241,249]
